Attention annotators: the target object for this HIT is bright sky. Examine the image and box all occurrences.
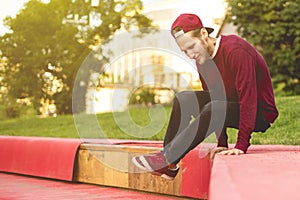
[0,0,225,36]
[0,0,28,35]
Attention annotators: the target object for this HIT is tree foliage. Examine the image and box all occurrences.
[0,0,154,114]
[226,0,300,95]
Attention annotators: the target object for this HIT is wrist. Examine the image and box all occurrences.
[234,142,249,153]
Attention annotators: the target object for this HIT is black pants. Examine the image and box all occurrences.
[163,91,270,164]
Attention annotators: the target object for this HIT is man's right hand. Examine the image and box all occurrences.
[217,148,244,155]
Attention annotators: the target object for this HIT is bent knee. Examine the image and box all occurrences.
[201,100,226,114]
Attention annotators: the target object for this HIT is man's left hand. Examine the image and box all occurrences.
[209,147,228,160]
[217,148,244,155]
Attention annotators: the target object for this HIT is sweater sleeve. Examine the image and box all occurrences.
[230,49,257,153]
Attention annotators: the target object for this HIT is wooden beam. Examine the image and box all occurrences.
[74,144,182,196]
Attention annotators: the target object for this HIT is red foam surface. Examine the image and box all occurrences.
[0,137,164,182]
[9,137,299,200]
[0,136,82,181]
[0,172,179,200]
[181,143,213,199]
[209,145,300,200]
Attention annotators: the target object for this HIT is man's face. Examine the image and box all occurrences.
[175,31,210,65]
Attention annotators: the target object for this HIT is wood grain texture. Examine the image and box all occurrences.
[75,144,182,196]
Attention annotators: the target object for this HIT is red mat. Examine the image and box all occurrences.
[181,144,212,199]
[0,136,82,181]
[0,173,180,200]
[209,145,300,200]
[0,137,164,182]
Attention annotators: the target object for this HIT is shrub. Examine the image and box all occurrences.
[5,105,20,118]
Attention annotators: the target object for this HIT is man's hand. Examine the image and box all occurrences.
[209,147,228,160]
[217,148,244,155]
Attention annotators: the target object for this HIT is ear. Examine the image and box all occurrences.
[200,28,209,39]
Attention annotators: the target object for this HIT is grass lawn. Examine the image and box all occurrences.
[0,96,299,146]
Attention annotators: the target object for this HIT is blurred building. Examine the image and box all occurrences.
[86,0,229,114]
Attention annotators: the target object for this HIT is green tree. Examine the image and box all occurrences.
[0,0,154,114]
[226,0,300,95]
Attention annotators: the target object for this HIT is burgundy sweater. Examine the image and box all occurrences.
[197,35,278,153]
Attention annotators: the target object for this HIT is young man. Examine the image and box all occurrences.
[132,13,278,180]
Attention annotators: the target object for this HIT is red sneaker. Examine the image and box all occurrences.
[132,152,179,180]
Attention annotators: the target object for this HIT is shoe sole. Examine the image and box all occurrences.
[135,156,176,180]
[139,156,154,171]
[161,174,174,180]
[150,171,175,180]
[131,156,151,172]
